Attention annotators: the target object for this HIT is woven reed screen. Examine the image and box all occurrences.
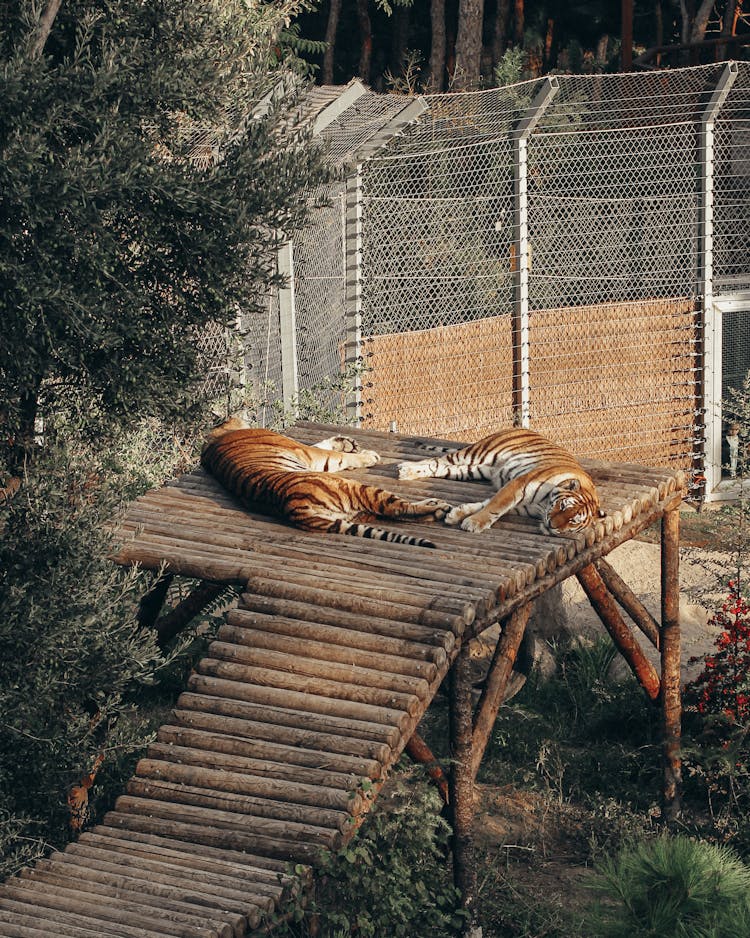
[363,297,698,468]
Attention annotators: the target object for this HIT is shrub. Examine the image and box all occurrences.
[586,835,750,938]
[276,772,465,938]
[0,432,184,875]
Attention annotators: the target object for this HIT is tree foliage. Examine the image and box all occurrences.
[0,0,331,464]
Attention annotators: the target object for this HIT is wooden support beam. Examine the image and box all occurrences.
[137,573,174,631]
[448,642,478,931]
[154,581,228,647]
[470,603,532,780]
[576,563,661,702]
[595,558,661,649]
[405,733,450,804]
[660,504,682,820]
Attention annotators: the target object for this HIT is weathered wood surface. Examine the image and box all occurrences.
[0,423,686,938]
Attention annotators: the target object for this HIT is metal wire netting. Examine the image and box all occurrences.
[250,63,750,478]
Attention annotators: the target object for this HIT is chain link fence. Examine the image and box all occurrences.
[243,63,750,492]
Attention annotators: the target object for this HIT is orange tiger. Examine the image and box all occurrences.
[397,428,604,534]
[201,419,451,548]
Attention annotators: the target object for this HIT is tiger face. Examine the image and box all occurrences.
[546,480,603,533]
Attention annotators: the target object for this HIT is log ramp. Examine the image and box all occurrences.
[0,423,687,938]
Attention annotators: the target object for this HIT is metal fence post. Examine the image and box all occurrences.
[277,239,299,415]
[512,77,559,428]
[699,61,738,493]
[344,167,364,425]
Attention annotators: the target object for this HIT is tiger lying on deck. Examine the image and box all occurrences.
[397,427,604,535]
[201,418,451,548]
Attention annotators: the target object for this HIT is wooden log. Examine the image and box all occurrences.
[170,705,392,763]
[195,657,419,719]
[175,690,397,753]
[34,854,262,922]
[241,573,474,631]
[226,608,446,666]
[114,795,341,851]
[114,542,249,583]
[185,673,409,737]
[595,557,661,649]
[576,564,661,702]
[156,722,382,779]
[448,642,478,927]
[103,811,324,864]
[236,595,456,653]
[125,777,349,834]
[146,740,361,793]
[218,620,438,681]
[135,757,363,815]
[661,504,682,820]
[77,828,293,884]
[17,867,243,938]
[0,907,106,938]
[154,581,228,646]
[470,604,532,780]
[137,572,174,631]
[0,899,170,938]
[206,639,430,702]
[87,823,292,875]
[48,843,280,908]
[1,878,217,938]
[405,733,449,804]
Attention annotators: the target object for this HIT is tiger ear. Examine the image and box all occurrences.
[561,478,581,492]
[598,508,606,518]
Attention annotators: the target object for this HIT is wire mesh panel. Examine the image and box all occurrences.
[292,182,348,414]
[261,64,750,481]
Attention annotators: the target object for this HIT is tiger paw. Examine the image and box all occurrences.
[414,498,452,520]
[355,449,381,468]
[460,514,493,533]
[319,435,359,453]
[397,460,431,480]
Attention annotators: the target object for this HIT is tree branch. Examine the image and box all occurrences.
[31,0,63,60]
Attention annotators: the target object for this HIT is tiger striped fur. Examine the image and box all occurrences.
[201,420,451,548]
[397,428,603,534]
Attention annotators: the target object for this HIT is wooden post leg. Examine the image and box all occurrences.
[661,503,682,821]
[405,732,449,804]
[576,563,661,701]
[449,641,481,936]
[470,603,531,779]
[137,572,174,630]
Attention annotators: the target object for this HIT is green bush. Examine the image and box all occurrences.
[586,835,750,938]
[0,433,185,876]
[276,772,465,938]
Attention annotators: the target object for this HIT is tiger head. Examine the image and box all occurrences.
[547,478,605,533]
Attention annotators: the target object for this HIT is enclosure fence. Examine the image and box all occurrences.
[237,62,750,494]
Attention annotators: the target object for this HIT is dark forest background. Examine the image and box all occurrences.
[294,0,749,91]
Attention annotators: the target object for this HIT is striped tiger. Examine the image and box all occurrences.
[201,420,451,548]
[397,428,604,534]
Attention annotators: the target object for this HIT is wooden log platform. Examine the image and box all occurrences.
[0,423,687,937]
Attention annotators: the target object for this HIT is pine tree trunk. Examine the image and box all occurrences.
[390,5,410,76]
[491,0,511,68]
[513,0,524,45]
[429,0,448,91]
[454,0,486,90]
[357,0,373,84]
[322,0,342,85]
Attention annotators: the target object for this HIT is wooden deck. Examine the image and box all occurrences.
[0,423,687,938]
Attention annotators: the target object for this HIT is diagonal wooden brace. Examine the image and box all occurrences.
[405,732,450,804]
[595,557,661,649]
[470,603,532,780]
[576,563,661,701]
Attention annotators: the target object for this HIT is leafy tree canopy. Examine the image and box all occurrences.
[0,0,331,464]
